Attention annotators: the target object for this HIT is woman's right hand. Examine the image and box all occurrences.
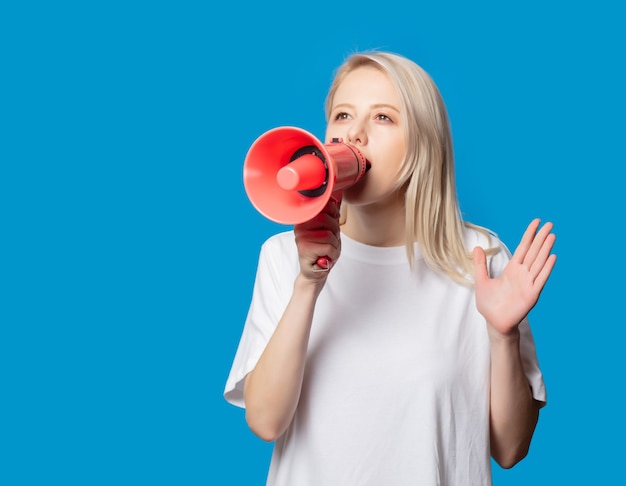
[293,196,342,282]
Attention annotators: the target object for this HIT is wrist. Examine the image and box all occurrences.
[486,324,521,346]
[294,273,326,300]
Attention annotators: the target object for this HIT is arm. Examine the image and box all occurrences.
[243,198,341,442]
[473,218,556,468]
[487,325,540,468]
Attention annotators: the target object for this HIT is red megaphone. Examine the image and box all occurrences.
[243,126,370,225]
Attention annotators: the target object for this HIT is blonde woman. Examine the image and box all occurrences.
[225,51,556,485]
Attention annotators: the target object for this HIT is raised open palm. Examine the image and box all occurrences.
[473,219,557,335]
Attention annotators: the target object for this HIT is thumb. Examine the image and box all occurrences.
[472,246,489,284]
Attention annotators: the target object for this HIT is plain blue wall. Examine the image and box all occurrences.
[2,0,624,484]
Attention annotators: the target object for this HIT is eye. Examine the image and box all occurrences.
[334,112,350,121]
[375,113,394,122]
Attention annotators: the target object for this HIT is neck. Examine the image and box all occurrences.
[341,198,406,247]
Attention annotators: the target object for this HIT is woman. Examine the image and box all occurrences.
[225,51,556,485]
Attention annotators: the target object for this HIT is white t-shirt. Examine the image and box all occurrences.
[224,228,546,486]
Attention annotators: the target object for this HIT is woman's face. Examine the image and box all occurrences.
[325,66,406,206]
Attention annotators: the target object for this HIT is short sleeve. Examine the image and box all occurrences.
[223,232,297,408]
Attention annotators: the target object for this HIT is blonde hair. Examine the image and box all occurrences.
[325,51,497,285]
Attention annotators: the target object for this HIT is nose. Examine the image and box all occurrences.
[347,120,367,146]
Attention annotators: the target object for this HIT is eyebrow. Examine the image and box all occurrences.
[332,102,400,113]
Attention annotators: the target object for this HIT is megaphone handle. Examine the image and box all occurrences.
[311,192,342,272]
[313,256,331,272]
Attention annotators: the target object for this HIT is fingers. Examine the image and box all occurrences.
[294,198,342,272]
[513,218,557,286]
[523,221,553,264]
[472,246,489,284]
[533,253,557,290]
[528,229,556,281]
[295,222,341,260]
[510,218,541,264]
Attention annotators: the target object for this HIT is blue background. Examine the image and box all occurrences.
[2,0,624,484]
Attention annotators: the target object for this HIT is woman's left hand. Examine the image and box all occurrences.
[472,219,557,336]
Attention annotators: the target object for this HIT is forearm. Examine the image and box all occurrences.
[489,327,539,468]
[243,275,322,442]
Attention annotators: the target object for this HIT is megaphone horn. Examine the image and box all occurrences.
[243,126,370,226]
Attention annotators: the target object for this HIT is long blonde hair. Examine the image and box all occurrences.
[325,51,496,285]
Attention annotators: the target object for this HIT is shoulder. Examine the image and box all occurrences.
[257,230,299,277]
[463,223,516,276]
[462,223,502,251]
[260,230,296,254]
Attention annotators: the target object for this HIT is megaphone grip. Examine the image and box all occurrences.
[313,256,331,272]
